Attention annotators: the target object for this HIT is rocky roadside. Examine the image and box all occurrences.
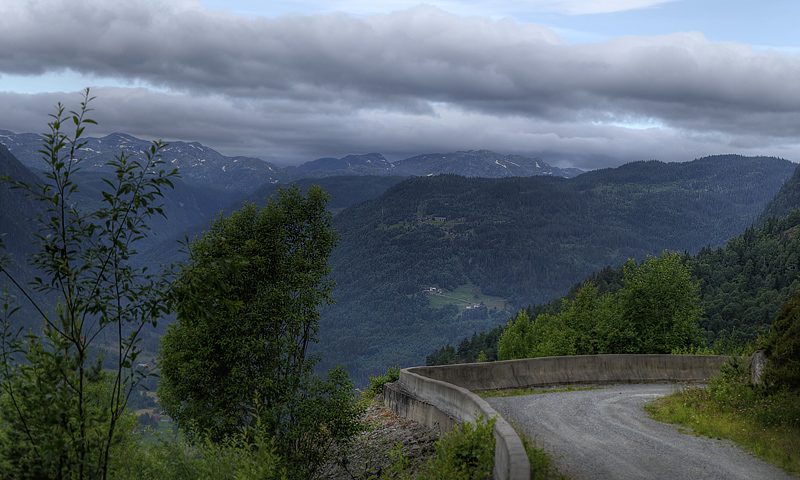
[319,401,440,479]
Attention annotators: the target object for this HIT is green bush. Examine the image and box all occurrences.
[110,427,288,480]
[498,252,703,361]
[702,357,800,430]
[420,414,496,480]
[365,365,401,398]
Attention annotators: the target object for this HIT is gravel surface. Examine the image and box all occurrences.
[486,383,797,480]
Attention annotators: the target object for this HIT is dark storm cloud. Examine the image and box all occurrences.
[1,0,799,167]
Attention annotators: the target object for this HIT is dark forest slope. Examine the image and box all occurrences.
[318,155,796,383]
[428,207,800,366]
[756,161,800,226]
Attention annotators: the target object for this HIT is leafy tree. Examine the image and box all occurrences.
[497,252,702,360]
[497,311,533,361]
[609,252,703,354]
[158,185,363,478]
[0,90,176,479]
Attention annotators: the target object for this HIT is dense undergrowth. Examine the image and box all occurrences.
[101,407,497,480]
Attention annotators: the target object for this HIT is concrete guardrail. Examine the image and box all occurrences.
[383,354,734,480]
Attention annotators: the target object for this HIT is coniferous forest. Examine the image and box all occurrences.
[317,157,796,381]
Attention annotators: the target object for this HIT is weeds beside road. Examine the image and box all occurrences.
[646,361,800,477]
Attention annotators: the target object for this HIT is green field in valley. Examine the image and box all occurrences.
[424,283,510,312]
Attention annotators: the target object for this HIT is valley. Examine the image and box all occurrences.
[1,133,798,387]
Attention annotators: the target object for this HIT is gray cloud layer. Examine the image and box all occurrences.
[1,0,799,169]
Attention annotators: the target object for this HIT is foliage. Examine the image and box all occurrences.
[419,414,496,480]
[610,253,703,354]
[427,325,505,366]
[0,373,140,480]
[756,160,800,226]
[690,214,800,344]
[365,365,401,398]
[646,359,800,477]
[110,425,288,480]
[670,328,757,356]
[0,90,176,479]
[763,287,800,391]
[497,311,533,361]
[496,252,702,360]
[158,185,364,478]
[321,157,794,382]
[506,420,570,480]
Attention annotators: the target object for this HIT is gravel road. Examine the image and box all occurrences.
[486,383,797,480]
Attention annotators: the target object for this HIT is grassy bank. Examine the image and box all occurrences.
[645,360,800,477]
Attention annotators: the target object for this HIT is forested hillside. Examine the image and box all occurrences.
[244,175,409,213]
[4,138,797,386]
[0,143,44,262]
[427,203,800,366]
[756,161,800,226]
[134,175,410,270]
[317,155,796,383]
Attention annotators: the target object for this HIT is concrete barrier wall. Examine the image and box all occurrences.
[384,354,733,480]
[384,369,531,480]
[408,354,732,391]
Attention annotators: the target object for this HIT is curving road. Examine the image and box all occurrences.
[486,383,796,480]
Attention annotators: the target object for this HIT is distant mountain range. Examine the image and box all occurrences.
[0,130,582,194]
[0,130,282,193]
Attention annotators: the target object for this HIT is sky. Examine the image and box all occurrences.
[1,0,800,170]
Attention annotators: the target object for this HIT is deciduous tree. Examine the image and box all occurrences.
[0,89,176,480]
[158,185,363,478]
[611,252,703,354]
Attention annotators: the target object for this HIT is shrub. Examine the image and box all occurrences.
[420,414,496,480]
[0,90,176,480]
[365,365,401,399]
[110,426,288,480]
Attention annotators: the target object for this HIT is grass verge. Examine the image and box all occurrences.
[645,361,800,477]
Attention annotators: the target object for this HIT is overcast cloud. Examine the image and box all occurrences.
[1,0,799,169]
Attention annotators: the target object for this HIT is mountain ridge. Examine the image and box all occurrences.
[0,130,582,195]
